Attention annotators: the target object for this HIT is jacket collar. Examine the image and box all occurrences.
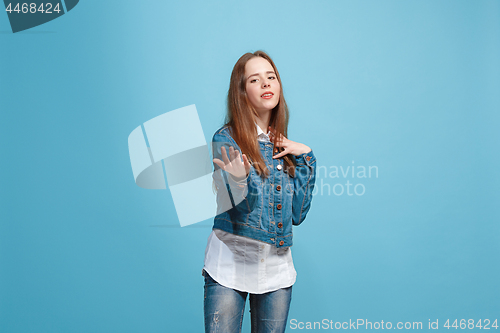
[255,123,271,142]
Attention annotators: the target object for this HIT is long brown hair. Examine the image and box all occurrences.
[225,50,296,178]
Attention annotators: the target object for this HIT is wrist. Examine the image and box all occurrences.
[229,172,248,183]
[294,148,315,165]
[297,144,311,155]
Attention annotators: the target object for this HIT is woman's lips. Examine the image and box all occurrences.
[261,92,274,99]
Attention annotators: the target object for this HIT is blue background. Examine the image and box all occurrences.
[1,0,499,332]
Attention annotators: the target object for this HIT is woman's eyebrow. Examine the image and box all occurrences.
[247,71,276,79]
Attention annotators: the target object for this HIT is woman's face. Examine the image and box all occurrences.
[244,57,281,114]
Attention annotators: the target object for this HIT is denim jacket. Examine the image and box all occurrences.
[211,125,316,248]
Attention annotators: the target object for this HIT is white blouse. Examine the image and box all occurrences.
[202,124,297,294]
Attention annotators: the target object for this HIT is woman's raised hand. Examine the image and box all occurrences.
[213,146,251,181]
[269,126,312,159]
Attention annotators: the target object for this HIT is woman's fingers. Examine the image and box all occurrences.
[213,158,225,169]
[234,148,240,161]
[273,139,284,147]
[242,153,251,174]
[228,146,237,162]
[236,150,249,176]
[268,126,277,139]
[215,148,253,180]
[272,149,288,159]
[220,146,246,163]
[269,130,287,146]
[220,146,231,165]
[216,146,250,178]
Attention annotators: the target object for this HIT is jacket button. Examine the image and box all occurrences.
[277,204,282,210]
[279,240,284,246]
[277,222,283,228]
[276,164,282,171]
[306,156,311,161]
[276,185,281,191]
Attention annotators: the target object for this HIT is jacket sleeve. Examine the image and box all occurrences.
[291,149,317,226]
[211,131,258,215]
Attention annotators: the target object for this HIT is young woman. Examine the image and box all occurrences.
[202,50,317,333]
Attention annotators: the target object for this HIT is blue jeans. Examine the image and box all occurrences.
[203,270,292,333]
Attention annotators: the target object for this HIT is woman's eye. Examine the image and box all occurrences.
[250,79,257,83]
[269,76,276,80]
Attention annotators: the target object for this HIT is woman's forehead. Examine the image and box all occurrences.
[245,57,274,76]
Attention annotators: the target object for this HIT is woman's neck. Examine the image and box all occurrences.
[255,111,271,134]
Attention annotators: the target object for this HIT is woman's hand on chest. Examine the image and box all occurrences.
[269,126,312,159]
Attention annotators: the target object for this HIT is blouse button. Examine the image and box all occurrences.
[277,222,283,228]
[279,240,285,246]
[306,156,311,161]
[276,164,282,171]
[276,185,281,191]
[277,204,282,210]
